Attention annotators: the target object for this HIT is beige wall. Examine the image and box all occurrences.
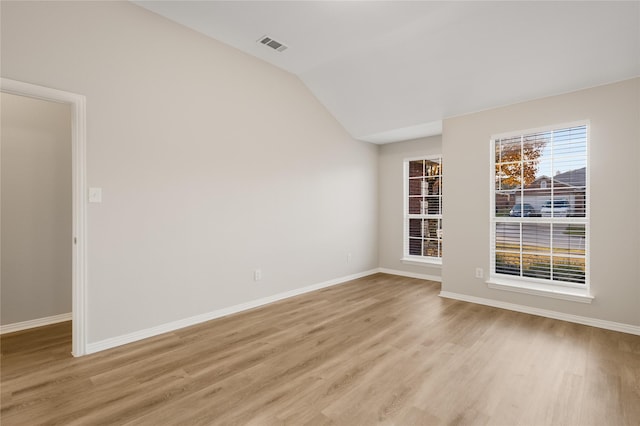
[442,78,640,326]
[1,1,379,343]
[378,136,442,278]
[3,1,636,345]
[1,92,72,325]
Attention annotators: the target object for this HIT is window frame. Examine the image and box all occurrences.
[488,121,592,303]
[402,155,443,266]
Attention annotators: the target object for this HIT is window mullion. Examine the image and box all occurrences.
[404,156,443,262]
[491,123,587,288]
[550,222,554,280]
[519,221,523,278]
[550,130,555,218]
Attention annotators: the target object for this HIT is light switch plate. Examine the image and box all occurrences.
[89,187,102,203]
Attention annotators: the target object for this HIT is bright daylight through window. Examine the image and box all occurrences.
[492,124,587,287]
[405,157,443,263]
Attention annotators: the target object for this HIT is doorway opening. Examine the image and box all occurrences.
[1,78,87,356]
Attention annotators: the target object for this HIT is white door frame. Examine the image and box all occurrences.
[1,78,87,356]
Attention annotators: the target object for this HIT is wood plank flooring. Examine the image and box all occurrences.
[2,273,639,425]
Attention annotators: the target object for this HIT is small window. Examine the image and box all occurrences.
[404,156,443,263]
[492,123,588,288]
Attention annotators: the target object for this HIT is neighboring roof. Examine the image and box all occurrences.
[520,167,586,190]
[554,167,586,188]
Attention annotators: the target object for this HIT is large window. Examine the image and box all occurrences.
[404,156,443,263]
[491,123,588,290]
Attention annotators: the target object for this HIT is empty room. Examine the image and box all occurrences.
[1,1,639,425]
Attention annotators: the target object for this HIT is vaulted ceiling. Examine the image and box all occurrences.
[133,1,640,143]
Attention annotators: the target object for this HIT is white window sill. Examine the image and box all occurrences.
[402,257,442,267]
[486,277,593,304]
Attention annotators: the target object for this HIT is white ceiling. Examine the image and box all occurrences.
[133,1,640,144]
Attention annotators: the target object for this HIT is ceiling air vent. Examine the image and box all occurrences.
[257,35,288,52]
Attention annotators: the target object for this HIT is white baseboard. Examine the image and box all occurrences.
[86,269,379,355]
[439,291,640,336]
[84,268,638,355]
[377,267,442,282]
[1,312,72,335]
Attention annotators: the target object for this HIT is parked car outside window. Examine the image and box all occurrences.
[540,199,570,217]
[509,203,538,217]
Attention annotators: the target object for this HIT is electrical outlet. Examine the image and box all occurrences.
[475,268,484,279]
[254,269,262,281]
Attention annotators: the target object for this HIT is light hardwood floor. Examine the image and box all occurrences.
[2,273,639,425]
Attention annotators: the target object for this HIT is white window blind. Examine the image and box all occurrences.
[405,156,443,261]
[491,124,588,286]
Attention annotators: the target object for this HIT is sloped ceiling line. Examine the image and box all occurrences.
[133,1,640,144]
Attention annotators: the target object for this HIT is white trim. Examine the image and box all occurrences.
[487,278,593,303]
[377,267,441,282]
[490,120,593,141]
[401,257,442,267]
[439,291,639,336]
[86,269,379,354]
[403,155,444,261]
[403,154,441,163]
[1,78,88,356]
[490,121,590,295]
[1,313,72,335]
